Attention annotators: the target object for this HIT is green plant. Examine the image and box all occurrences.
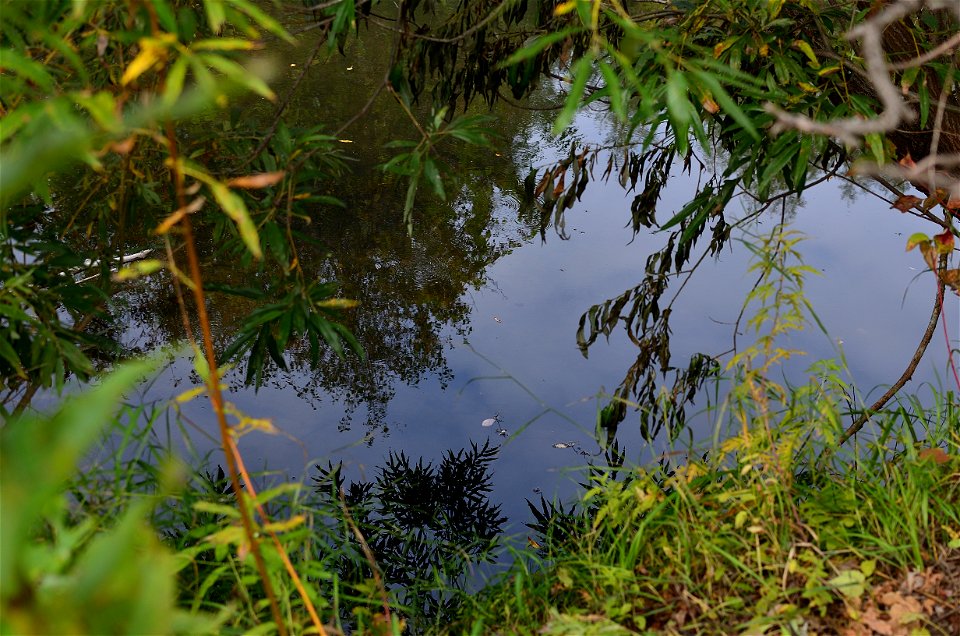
[0,357,221,635]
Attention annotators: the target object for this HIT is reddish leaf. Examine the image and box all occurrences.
[227,171,285,189]
[939,268,960,296]
[918,447,951,464]
[933,230,955,254]
[891,195,922,212]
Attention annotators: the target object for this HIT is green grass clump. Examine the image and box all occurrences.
[456,400,959,635]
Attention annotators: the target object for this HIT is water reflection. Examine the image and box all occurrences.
[313,440,505,628]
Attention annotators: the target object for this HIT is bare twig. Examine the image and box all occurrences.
[240,35,326,170]
[889,31,960,71]
[838,254,947,445]
[766,0,920,145]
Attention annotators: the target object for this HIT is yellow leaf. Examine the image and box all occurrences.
[792,39,820,69]
[316,298,360,309]
[155,196,205,234]
[120,35,175,85]
[734,510,749,529]
[554,0,577,16]
[121,46,162,85]
[174,386,206,404]
[262,515,306,534]
[713,38,737,59]
[112,259,164,281]
[233,415,277,436]
[905,233,930,252]
[192,347,210,382]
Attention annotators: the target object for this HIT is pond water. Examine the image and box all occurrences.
[102,30,956,545]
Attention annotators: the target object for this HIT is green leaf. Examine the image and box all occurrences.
[163,57,189,108]
[228,0,296,44]
[690,69,760,141]
[499,28,583,67]
[598,61,626,121]
[209,182,262,259]
[423,157,446,199]
[791,134,812,190]
[918,79,930,129]
[1,356,160,595]
[0,333,26,378]
[192,38,258,51]
[192,501,241,518]
[554,55,593,134]
[865,132,885,165]
[403,176,418,235]
[150,0,179,34]
[201,54,275,100]
[204,0,226,33]
[758,139,800,194]
[0,48,55,92]
[666,70,693,156]
[828,570,866,599]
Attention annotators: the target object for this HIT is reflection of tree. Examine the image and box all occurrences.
[313,440,505,629]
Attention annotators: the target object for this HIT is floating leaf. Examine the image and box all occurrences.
[481,418,497,427]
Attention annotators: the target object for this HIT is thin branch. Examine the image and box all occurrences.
[767,0,919,145]
[889,31,960,70]
[240,35,326,170]
[838,254,946,445]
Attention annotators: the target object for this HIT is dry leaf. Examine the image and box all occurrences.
[891,195,923,212]
[155,196,205,234]
[227,171,285,189]
[917,447,951,464]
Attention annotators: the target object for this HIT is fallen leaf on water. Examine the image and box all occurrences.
[481,418,497,427]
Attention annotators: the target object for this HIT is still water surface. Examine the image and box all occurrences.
[117,32,956,537]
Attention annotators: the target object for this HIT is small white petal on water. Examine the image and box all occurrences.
[552,442,576,449]
[481,418,497,427]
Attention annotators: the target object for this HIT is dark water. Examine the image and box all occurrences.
[102,31,957,540]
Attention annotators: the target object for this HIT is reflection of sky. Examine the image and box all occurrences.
[125,74,959,534]
[144,161,957,535]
